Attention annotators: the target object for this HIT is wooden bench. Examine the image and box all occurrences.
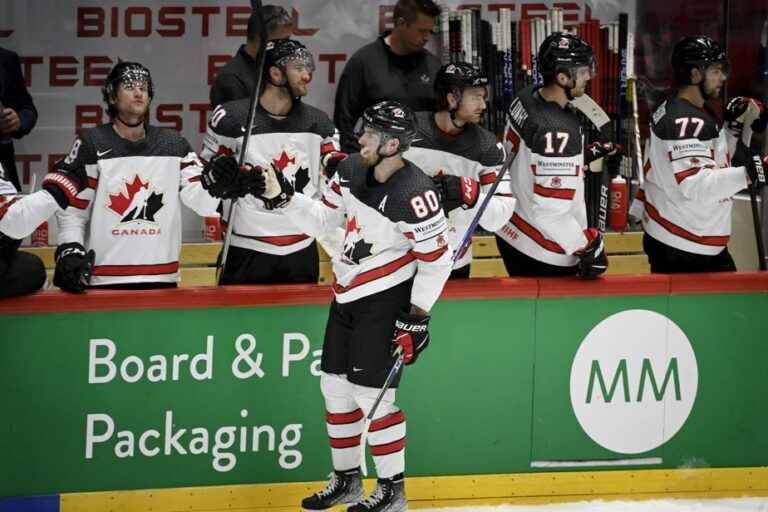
[25,232,649,288]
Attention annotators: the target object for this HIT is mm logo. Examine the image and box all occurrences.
[570,310,698,454]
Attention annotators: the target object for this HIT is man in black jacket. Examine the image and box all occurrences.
[0,46,38,192]
[334,0,441,153]
[209,5,293,107]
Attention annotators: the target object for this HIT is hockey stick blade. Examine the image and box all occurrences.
[570,94,611,131]
[359,349,405,476]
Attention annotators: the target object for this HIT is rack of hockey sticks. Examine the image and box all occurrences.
[436,7,643,232]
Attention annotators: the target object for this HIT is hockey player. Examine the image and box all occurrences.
[54,61,261,291]
[256,101,451,512]
[639,36,767,273]
[0,162,87,297]
[202,39,346,284]
[404,62,516,278]
[495,32,609,278]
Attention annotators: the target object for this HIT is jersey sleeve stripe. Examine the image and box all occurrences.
[479,173,497,185]
[410,245,449,262]
[0,196,20,220]
[370,436,405,456]
[70,197,90,210]
[93,261,180,276]
[326,409,364,424]
[180,161,196,170]
[674,167,702,184]
[321,196,338,209]
[644,200,730,246]
[333,253,416,294]
[188,176,202,183]
[330,181,342,196]
[533,184,576,200]
[87,177,98,189]
[511,213,566,254]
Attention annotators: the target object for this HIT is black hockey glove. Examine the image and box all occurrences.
[584,141,623,168]
[575,228,608,279]
[201,154,239,198]
[733,142,767,189]
[321,151,348,178]
[53,242,95,293]
[41,167,87,209]
[432,174,479,213]
[391,311,430,365]
[221,165,266,200]
[725,96,765,137]
[260,164,294,210]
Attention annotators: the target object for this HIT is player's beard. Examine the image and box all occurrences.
[360,146,379,167]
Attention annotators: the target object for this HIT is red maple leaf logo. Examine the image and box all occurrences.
[345,216,361,236]
[273,150,296,172]
[108,175,149,216]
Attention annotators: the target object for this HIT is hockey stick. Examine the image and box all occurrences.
[741,103,767,271]
[217,0,268,284]
[453,147,515,262]
[359,348,405,477]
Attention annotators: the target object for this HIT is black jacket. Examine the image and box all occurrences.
[333,33,441,153]
[0,46,37,191]
[209,45,258,108]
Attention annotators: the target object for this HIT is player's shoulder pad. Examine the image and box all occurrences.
[298,103,337,138]
[506,87,535,135]
[386,160,444,224]
[652,97,719,141]
[57,126,101,167]
[335,153,359,183]
[208,98,249,138]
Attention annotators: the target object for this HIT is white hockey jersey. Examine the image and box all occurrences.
[640,97,747,255]
[496,86,588,267]
[404,111,516,269]
[282,154,452,311]
[201,100,339,256]
[55,124,219,286]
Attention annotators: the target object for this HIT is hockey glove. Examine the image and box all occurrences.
[391,311,430,365]
[584,141,623,168]
[432,174,479,213]
[725,96,764,137]
[260,164,294,209]
[733,142,767,189]
[221,165,266,200]
[575,228,608,279]
[53,242,95,293]
[201,154,240,198]
[41,167,87,209]
[321,151,348,178]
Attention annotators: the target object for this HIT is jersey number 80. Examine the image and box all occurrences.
[410,190,440,218]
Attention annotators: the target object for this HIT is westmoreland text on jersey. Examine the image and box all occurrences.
[404,111,516,269]
[201,99,340,255]
[282,154,453,311]
[55,124,219,286]
[640,97,748,255]
[497,85,588,267]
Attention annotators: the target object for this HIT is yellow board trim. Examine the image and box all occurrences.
[61,467,768,512]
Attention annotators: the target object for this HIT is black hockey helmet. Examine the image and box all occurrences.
[265,38,315,73]
[435,62,489,110]
[671,36,728,85]
[538,32,596,83]
[101,61,154,117]
[354,100,418,151]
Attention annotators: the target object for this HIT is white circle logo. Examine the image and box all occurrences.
[570,310,698,454]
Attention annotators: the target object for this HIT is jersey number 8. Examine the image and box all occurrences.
[411,190,440,218]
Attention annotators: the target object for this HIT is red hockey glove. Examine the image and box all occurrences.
[391,311,430,365]
[432,174,479,213]
[321,151,348,178]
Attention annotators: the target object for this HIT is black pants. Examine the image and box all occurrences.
[449,265,470,279]
[0,251,46,298]
[220,242,319,284]
[643,233,736,273]
[495,235,577,277]
[322,279,413,388]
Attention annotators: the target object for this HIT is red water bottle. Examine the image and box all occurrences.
[203,216,222,242]
[609,175,628,231]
